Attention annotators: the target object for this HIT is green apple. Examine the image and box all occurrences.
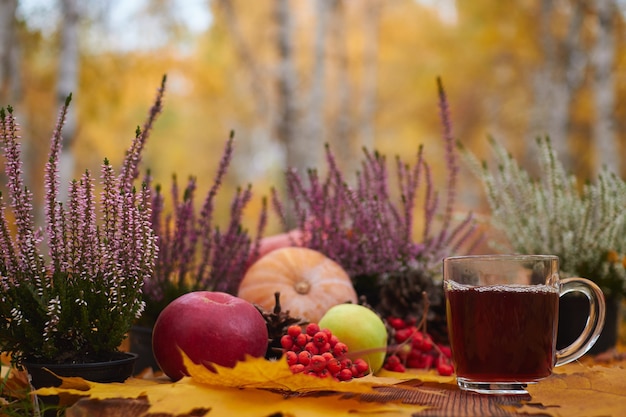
[318,303,388,373]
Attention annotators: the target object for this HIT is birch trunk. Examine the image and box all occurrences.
[527,0,586,173]
[358,0,381,152]
[303,0,331,169]
[0,0,29,195]
[216,0,270,122]
[0,0,19,103]
[57,0,81,202]
[591,0,618,175]
[329,0,356,177]
[274,0,301,227]
[274,0,302,173]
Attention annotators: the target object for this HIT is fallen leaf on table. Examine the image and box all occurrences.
[182,352,426,394]
[36,354,432,417]
[512,363,626,417]
[65,398,152,417]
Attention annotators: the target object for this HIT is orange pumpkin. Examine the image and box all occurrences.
[238,247,357,323]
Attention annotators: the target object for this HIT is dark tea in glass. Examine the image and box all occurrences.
[443,255,605,395]
[446,283,558,381]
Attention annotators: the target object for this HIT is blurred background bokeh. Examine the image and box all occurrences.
[1,0,625,234]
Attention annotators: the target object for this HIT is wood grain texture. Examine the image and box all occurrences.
[357,381,545,417]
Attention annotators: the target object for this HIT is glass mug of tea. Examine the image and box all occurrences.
[443,254,605,395]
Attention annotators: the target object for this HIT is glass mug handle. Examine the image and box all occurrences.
[555,277,607,366]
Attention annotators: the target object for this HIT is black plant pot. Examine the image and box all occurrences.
[129,325,160,374]
[557,293,622,355]
[25,351,138,416]
[25,351,138,388]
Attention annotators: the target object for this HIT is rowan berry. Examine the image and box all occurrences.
[437,361,454,376]
[326,358,342,374]
[333,342,348,357]
[283,322,370,381]
[290,364,305,373]
[337,368,353,381]
[280,334,294,350]
[310,355,327,372]
[340,358,352,369]
[290,345,301,354]
[394,327,416,343]
[383,317,455,376]
[305,341,319,355]
[318,342,331,353]
[385,354,401,367]
[313,331,329,347]
[407,348,421,360]
[288,325,302,338]
[411,331,424,349]
[388,317,406,330]
[298,350,312,366]
[295,333,309,347]
[390,362,406,373]
[354,358,369,375]
[419,334,433,352]
[285,351,298,366]
[306,323,321,336]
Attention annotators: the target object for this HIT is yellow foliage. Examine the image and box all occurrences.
[27,355,626,417]
[515,363,626,417]
[36,354,430,416]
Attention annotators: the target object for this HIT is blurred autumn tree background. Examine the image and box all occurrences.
[1,0,625,235]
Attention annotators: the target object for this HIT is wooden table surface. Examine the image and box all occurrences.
[54,353,626,417]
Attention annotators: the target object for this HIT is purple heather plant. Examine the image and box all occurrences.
[0,77,165,365]
[138,132,267,327]
[271,78,482,311]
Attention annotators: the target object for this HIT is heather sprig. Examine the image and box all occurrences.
[0,77,165,365]
[139,133,267,326]
[461,135,626,298]
[271,78,481,286]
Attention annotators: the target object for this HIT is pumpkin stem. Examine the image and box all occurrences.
[294,280,311,295]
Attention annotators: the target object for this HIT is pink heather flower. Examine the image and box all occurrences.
[140,133,266,326]
[0,77,165,364]
[271,79,483,281]
[45,95,71,270]
[0,108,41,278]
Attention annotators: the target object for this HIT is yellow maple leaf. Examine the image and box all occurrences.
[183,352,417,394]
[36,354,433,416]
[510,363,626,417]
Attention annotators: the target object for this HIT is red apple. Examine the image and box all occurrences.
[152,291,269,381]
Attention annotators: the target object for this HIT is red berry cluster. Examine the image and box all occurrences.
[384,316,454,376]
[281,323,369,381]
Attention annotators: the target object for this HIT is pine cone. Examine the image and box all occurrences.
[255,292,307,360]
